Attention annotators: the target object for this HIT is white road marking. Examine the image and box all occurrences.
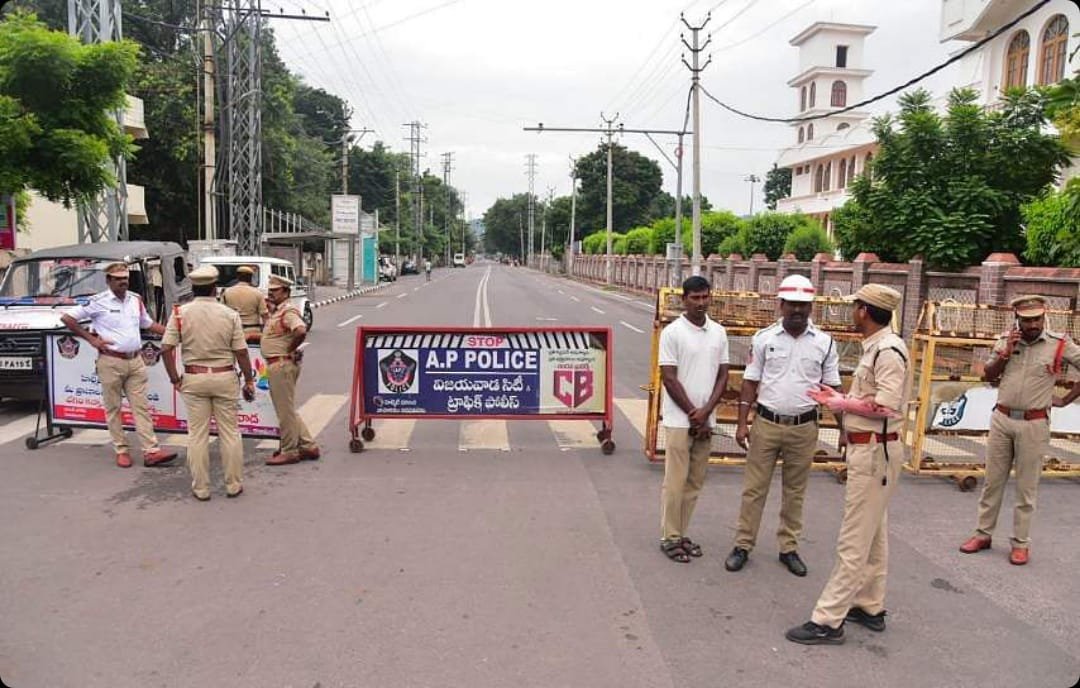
[459,420,510,452]
[614,398,649,439]
[413,287,420,291]
[365,419,416,451]
[548,420,600,451]
[535,317,558,321]
[569,296,580,302]
[336,314,363,328]
[620,320,646,334]
[472,266,493,327]
[375,302,388,309]
[590,306,605,314]
[396,293,408,299]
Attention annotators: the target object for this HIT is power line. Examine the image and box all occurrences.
[713,0,816,52]
[702,0,1051,123]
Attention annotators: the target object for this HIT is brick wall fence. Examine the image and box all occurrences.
[538,252,1080,339]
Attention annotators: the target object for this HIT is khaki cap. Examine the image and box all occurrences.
[1010,294,1047,317]
[268,274,293,288]
[103,262,130,278]
[848,283,901,311]
[189,265,220,286]
[237,265,255,275]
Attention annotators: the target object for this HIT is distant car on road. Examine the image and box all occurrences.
[400,259,419,275]
[453,253,467,268]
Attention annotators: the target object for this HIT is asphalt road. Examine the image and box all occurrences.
[1,263,1078,688]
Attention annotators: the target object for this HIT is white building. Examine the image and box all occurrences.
[775,23,879,236]
[775,2,1079,234]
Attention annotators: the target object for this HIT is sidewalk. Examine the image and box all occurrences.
[308,281,387,308]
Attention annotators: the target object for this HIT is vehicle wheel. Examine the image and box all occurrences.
[349,438,364,453]
[60,427,73,439]
[601,439,616,455]
[25,436,39,450]
[303,304,314,330]
[361,427,376,441]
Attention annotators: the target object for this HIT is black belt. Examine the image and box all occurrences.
[756,404,817,426]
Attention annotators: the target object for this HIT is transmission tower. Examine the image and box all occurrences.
[68,0,127,242]
[441,151,454,266]
[525,154,537,265]
[403,121,427,261]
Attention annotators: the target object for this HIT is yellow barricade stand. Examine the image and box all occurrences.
[905,300,1080,491]
[643,288,867,482]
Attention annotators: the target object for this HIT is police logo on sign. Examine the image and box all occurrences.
[378,349,418,394]
[57,335,80,360]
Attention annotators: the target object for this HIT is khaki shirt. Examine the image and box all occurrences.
[222,283,268,329]
[162,297,246,367]
[260,304,304,357]
[844,327,910,434]
[991,330,1080,410]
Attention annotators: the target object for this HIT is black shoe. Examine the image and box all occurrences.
[846,607,886,632]
[785,621,845,645]
[779,551,808,577]
[725,547,749,572]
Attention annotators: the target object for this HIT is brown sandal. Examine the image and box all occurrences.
[661,539,691,563]
[681,537,703,557]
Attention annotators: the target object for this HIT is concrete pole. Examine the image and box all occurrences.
[569,156,577,276]
[673,133,684,287]
[690,28,702,276]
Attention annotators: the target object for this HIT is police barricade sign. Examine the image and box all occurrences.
[45,333,280,438]
[348,326,614,453]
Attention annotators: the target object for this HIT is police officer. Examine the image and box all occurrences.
[222,265,267,342]
[161,266,256,501]
[959,295,1080,565]
[262,275,320,465]
[725,275,841,577]
[786,284,909,645]
[61,263,177,469]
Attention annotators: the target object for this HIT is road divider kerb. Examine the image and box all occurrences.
[310,282,389,309]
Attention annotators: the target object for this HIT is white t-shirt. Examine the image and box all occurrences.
[68,290,153,354]
[659,314,729,428]
[743,320,841,415]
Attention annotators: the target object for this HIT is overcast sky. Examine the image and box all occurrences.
[272,0,956,222]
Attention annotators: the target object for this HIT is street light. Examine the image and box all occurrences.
[744,174,761,216]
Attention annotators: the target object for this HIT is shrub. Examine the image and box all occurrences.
[783,224,835,261]
[743,212,822,260]
[1022,181,1080,267]
[623,227,653,255]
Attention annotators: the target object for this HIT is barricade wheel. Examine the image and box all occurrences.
[956,475,977,492]
[601,439,616,455]
[835,468,848,484]
[26,437,39,450]
[349,438,364,453]
[60,427,73,439]
[361,427,376,441]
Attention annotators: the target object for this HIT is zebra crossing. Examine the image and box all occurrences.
[0,396,652,453]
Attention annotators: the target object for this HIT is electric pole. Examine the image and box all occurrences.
[682,13,711,276]
[568,155,578,276]
[394,170,401,270]
[518,213,524,262]
[341,128,374,194]
[745,174,760,216]
[541,186,555,270]
[600,113,619,284]
[199,0,216,240]
[442,151,454,267]
[525,154,538,266]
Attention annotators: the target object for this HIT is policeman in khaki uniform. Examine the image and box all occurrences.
[262,274,320,465]
[222,265,267,342]
[61,263,178,468]
[725,275,841,577]
[960,295,1080,565]
[161,266,256,501]
[787,284,909,646]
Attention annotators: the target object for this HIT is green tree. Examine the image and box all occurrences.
[681,210,744,256]
[482,193,530,258]
[575,143,663,234]
[646,191,711,221]
[783,223,834,261]
[0,11,139,204]
[763,163,792,211]
[1022,179,1080,267]
[623,227,652,254]
[740,212,821,260]
[833,88,1070,270]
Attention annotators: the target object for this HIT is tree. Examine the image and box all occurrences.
[1022,179,1080,267]
[482,194,530,258]
[783,224,834,261]
[646,191,711,221]
[0,11,139,204]
[574,143,663,234]
[833,88,1070,270]
[348,141,411,222]
[721,212,821,260]
[682,210,744,256]
[763,164,792,211]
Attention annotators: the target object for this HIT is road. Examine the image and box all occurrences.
[1,263,1078,688]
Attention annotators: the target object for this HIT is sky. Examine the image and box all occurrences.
[271,0,958,222]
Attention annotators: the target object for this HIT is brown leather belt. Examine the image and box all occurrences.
[994,404,1049,421]
[265,355,294,364]
[99,350,138,360]
[184,364,235,374]
[847,431,899,445]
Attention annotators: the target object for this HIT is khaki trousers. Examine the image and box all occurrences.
[811,437,904,628]
[660,426,713,542]
[974,412,1050,548]
[734,417,818,553]
[95,355,159,454]
[267,360,315,454]
[181,372,243,498]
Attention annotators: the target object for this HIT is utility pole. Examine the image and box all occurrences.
[460,191,468,256]
[518,213,524,262]
[568,155,578,276]
[642,130,687,287]
[744,174,760,216]
[541,187,555,271]
[403,121,426,263]
[394,171,401,270]
[341,128,374,194]
[524,154,538,266]
[441,151,454,266]
[199,0,216,240]
[600,113,619,284]
[682,13,711,276]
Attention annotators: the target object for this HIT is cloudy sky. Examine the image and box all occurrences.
[271,0,957,220]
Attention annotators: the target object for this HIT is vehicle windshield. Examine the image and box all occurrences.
[0,258,117,300]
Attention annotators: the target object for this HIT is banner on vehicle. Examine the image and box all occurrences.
[46,333,280,438]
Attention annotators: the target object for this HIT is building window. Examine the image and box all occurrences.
[836,45,848,68]
[831,81,847,107]
[1039,15,1069,85]
[814,165,824,193]
[798,126,805,143]
[800,86,807,112]
[809,82,816,108]
[795,167,802,176]
[838,159,848,189]
[848,155,856,184]
[1004,30,1031,90]
[807,123,814,140]
[823,161,832,191]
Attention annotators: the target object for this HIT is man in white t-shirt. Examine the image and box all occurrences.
[658,275,730,563]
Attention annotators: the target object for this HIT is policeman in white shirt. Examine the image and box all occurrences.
[724,275,841,577]
[61,262,178,469]
[658,275,730,563]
